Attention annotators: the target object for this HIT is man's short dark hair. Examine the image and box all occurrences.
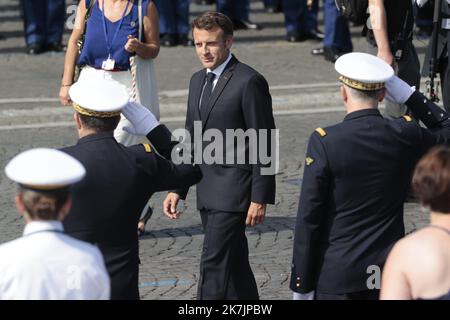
[191,11,234,39]
[20,189,69,220]
[413,145,450,213]
[78,114,121,132]
[346,86,384,102]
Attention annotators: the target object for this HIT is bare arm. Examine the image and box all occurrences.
[380,241,413,300]
[368,0,396,69]
[125,2,160,59]
[59,1,87,105]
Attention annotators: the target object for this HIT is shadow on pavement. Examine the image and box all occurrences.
[140,216,296,239]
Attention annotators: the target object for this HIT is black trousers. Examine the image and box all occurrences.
[197,209,258,300]
[100,245,140,300]
[315,289,380,300]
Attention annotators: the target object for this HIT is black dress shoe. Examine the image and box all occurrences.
[265,4,282,13]
[324,47,352,63]
[323,46,341,63]
[26,43,44,55]
[233,19,261,30]
[311,47,325,56]
[45,42,65,52]
[286,31,301,42]
[302,29,325,41]
[178,34,194,47]
[161,33,177,47]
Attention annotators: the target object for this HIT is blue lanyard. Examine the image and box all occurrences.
[101,0,131,58]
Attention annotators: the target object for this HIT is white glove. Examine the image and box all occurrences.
[415,0,429,8]
[293,291,314,300]
[385,76,415,104]
[122,102,159,136]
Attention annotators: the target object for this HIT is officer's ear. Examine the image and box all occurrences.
[58,196,72,220]
[74,113,82,130]
[15,194,25,215]
[378,88,386,102]
[340,85,348,103]
[224,34,233,50]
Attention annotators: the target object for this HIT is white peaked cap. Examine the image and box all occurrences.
[69,78,129,117]
[335,52,394,91]
[5,148,86,190]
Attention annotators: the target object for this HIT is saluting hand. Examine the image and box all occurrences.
[125,35,141,53]
[246,202,266,227]
[163,192,181,220]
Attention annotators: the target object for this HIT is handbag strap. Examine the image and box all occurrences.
[129,0,143,102]
[84,0,95,31]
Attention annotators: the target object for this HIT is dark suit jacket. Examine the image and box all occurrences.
[62,125,201,299]
[177,55,276,212]
[290,93,450,295]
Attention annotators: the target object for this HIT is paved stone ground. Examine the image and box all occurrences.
[0,0,431,300]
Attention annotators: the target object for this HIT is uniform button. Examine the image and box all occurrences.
[296,283,300,288]
[297,277,300,281]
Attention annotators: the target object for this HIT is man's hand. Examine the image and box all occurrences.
[385,75,415,104]
[245,202,266,226]
[122,102,159,136]
[163,192,181,220]
[125,35,141,53]
[293,291,315,300]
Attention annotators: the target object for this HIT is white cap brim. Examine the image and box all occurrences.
[5,148,86,189]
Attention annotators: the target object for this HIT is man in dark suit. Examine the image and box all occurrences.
[290,52,450,300]
[62,78,202,300]
[163,12,276,300]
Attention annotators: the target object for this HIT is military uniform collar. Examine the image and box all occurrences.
[77,131,115,145]
[344,108,381,121]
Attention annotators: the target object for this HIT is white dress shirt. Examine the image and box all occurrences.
[0,221,110,300]
[207,53,233,90]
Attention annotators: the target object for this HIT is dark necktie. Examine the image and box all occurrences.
[199,72,216,114]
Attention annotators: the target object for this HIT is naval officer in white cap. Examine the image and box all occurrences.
[61,78,201,300]
[0,148,110,300]
[290,52,450,300]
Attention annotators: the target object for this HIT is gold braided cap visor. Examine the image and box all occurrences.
[73,102,121,118]
[339,76,385,91]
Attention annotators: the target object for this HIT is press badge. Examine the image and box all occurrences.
[102,56,115,71]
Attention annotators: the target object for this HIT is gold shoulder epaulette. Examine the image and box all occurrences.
[142,143,152,153]
[402,115,413,122]
[315,128,327,137]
